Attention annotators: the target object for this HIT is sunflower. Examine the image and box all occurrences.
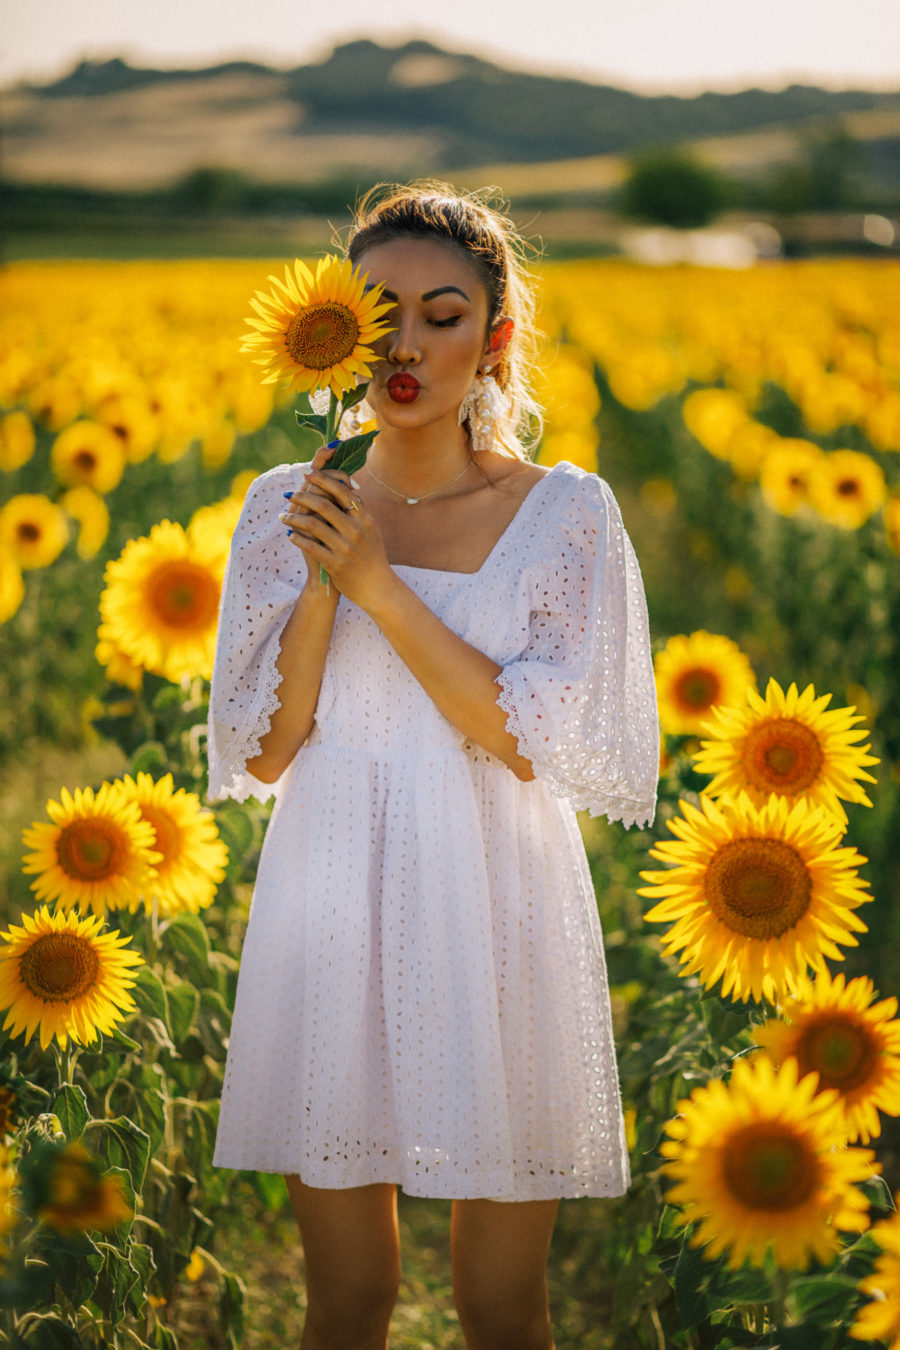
[22,782,160,917]
[0,1144,17,1273]
[694,678,879,824]
[681,387,749,459]
[639,792,872,1003]
[886,496,900,555]
[95,621,144,691]
[188,495,243,557]
[50,420,126,494]
[0,410,36,472]
[95,391,159,463]
[60,487,110,560]
[99,520,226,684]
[759,438,822,516]
[661,1054,874,1270]
[807,449,887,531]
[240,254,394,398]
[0,494,68,571]
[654,631,756,737]
[0,549,25,625]
[37,1141,133,1233]
[0,906,144,1050]
[756,969,900,1145]
[116,772,228,917]
[852,1206,900,1348]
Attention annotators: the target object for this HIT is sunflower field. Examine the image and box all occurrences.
[1,253,900,1349]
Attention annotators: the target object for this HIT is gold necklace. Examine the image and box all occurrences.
[364,457,474,505]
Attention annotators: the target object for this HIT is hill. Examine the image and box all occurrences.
[2,38,899,191]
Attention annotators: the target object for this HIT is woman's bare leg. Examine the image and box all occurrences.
[284,1175,401,1350]
[450,1198,559,1350]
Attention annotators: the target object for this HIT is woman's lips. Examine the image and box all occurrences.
[387,373,420,403]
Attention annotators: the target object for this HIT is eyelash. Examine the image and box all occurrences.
[430,316,462,328]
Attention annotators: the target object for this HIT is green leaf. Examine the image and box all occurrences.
[133,967,169,1023]
[39,1230,103,1314]
[17,1314,87,1349]
[789,1273,863,1321]
[105,1025,142,1052]
[220,1270,246,1341]
[294,409,328,434]
[860,1172,895,1212]
[133,1063,168,1154]
[672,1238,715,1330]
[164,912,210,979]
[326,432,376,476]
[771,1327,826,1350]
[154,1328,179,1350]
[252,1170,287,1210]
[98,1116,151,1193]
[104,1163,136,1237]
[52,1083,89,1141]
[125,1238,158,1315]
[166,981,198,1043]
[130,741,171,775]
[214,805,257,875]
[340,381,370,412]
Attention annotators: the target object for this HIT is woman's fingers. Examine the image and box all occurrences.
[281,491,358,532]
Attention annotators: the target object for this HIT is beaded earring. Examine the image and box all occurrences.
[340,397,376,437]
[458,371,510,453]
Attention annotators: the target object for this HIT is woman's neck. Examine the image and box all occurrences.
[364,420,473,497]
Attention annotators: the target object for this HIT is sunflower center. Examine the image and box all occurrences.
[140,803,179,868]
[146,560,220,631]
[741,718,825,794]
[17,522,40,543]
[704,837,812,937]
[795,1014,878,1093]
[19,933,101,1003]
[74,450,98,473]
[837,478,860,498]
[57,818,125,882]
[673,667,722,714]
[285,302,359,371]
[721,1122,820,1211]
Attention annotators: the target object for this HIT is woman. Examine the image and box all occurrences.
[208,183,659,1350]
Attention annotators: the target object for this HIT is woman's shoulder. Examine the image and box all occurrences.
[523,459,620,514]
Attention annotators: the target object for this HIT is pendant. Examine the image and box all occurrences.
[406,497,419,505]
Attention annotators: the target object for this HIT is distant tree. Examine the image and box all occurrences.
[763,122,863,214]
[618,147,733,229]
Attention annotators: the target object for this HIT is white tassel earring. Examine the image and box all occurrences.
[458,370,510,453]
[340,397,376,437]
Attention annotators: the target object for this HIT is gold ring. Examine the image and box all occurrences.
[348,497,361,512]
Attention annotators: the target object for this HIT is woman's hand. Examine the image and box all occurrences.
[281,448,394,611]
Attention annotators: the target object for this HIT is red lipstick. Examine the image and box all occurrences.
[387,373,420,403]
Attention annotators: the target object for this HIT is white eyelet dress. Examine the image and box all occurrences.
[207,459,659,1201]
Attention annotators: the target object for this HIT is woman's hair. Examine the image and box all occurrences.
[346,181,543,459]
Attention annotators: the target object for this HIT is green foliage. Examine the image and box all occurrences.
[619,148,733,229]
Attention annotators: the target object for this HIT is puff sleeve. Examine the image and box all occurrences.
[495,472,659,828]
[206,462,310,803]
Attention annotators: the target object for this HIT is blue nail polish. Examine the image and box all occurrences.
[326,440,340,449]
[285,529,294,537]
[283,491,294,499]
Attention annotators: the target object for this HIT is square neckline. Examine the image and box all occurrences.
[390,463,562,578]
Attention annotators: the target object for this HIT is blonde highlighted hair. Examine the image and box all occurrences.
[345,181,543,458]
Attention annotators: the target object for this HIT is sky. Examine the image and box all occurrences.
[4,0,899,94]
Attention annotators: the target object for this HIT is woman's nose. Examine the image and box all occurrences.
[387,317,421,365]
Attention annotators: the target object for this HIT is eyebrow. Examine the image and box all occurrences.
[368,284,470,302]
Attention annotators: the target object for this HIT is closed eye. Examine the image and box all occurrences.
[431,315,462,328]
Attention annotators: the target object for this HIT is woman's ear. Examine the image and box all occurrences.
[481,317,514,372]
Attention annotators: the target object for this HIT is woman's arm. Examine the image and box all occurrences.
[366,580,535,780]
[243,579,338,783]
[281,472,535,781]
